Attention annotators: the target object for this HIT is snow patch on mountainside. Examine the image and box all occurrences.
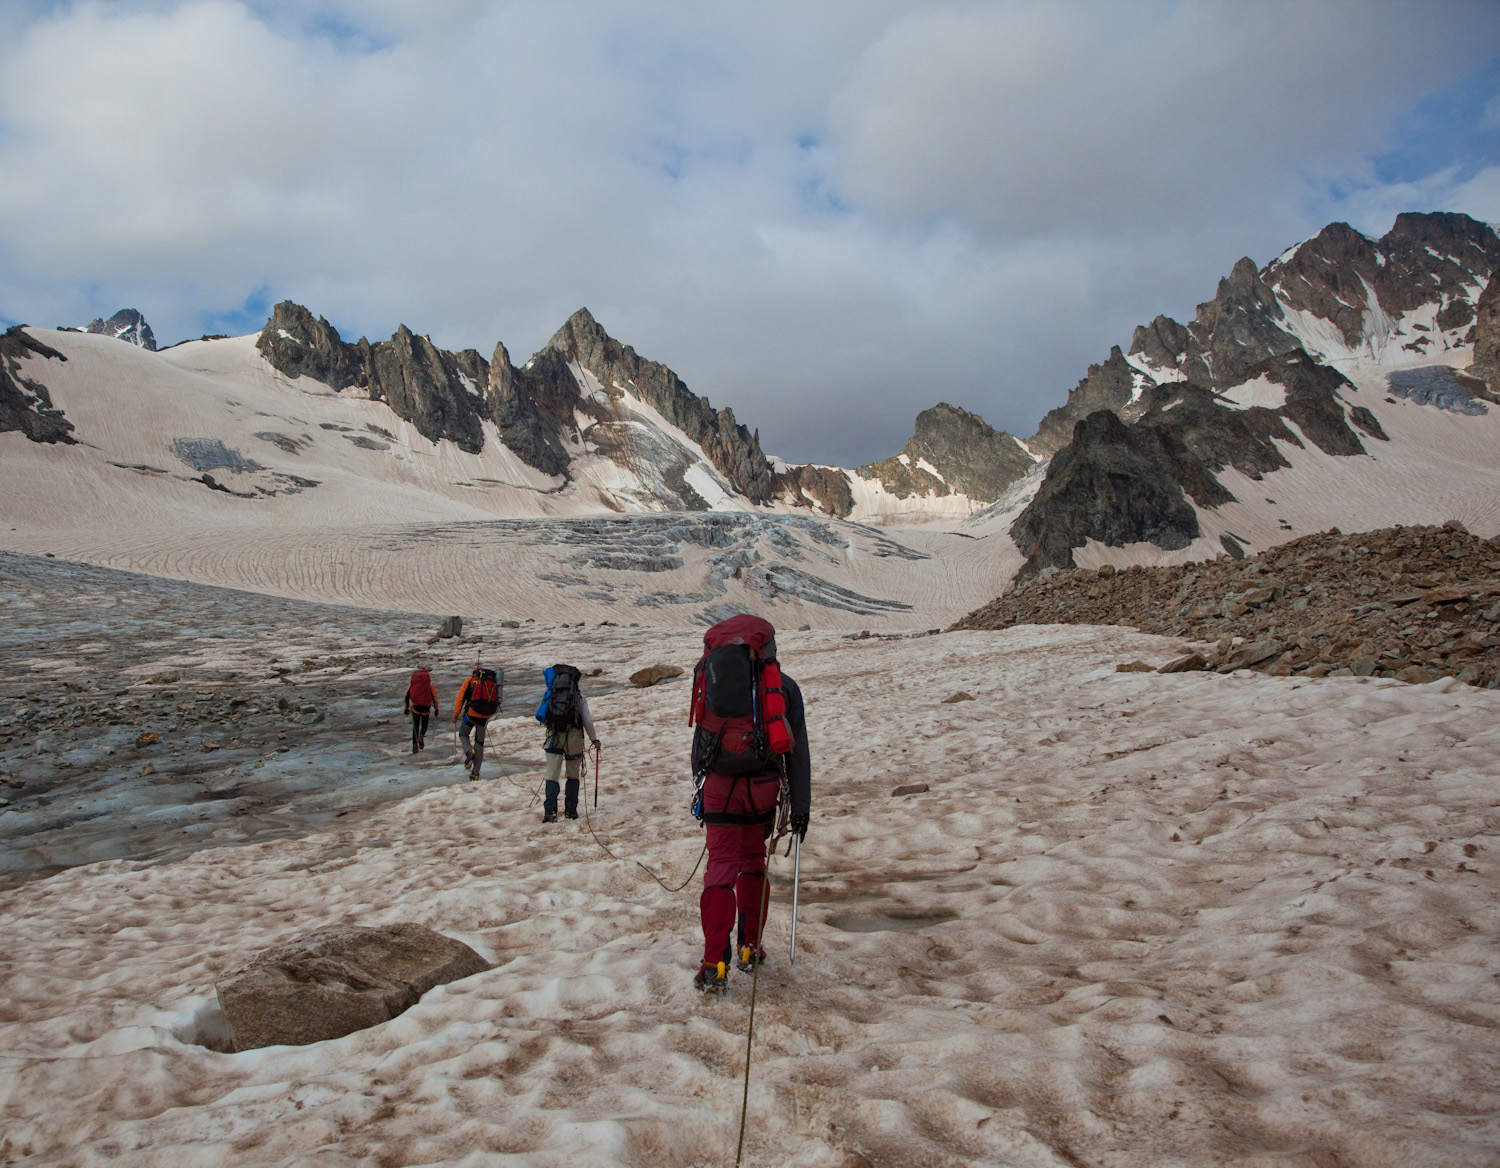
[1217,376,1287,410]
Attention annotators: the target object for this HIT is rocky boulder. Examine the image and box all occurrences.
[629,663,683,688]
[216,923,489,1051]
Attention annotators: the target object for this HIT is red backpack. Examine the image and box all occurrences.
[407,669,436,710]
[689,614,793,776]
[466,668,502,718]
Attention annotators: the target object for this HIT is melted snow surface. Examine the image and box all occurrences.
[2,624,1498,1166]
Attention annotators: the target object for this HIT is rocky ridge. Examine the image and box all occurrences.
[855,402,1033,508]
[1028,213,1500,460]
[256,302,772,506]
[1004,212,1499,579]
[1011,350,1383,579]
[956,523,1500,689]
[515,308,775,504]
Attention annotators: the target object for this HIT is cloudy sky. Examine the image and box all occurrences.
[1,1,1498,465]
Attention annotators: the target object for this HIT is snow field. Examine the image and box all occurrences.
[2,623,1498,1166]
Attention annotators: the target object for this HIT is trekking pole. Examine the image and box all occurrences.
[593,741,601,808]
[789,833,802,963]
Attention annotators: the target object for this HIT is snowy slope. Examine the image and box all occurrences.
[2,611,1498,1167]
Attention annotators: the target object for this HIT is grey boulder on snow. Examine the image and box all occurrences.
[216,923,489,1051]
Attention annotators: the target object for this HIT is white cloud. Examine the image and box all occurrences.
[829,0,1495,238]
[0,0,1497,467]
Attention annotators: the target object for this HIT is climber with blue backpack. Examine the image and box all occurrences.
[688,614,811,993]
[535,664,599,822]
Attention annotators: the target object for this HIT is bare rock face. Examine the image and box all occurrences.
[216,923,488,1052]
[256,301,370,391]
[773,462,855,517]
[857,402,1033,502]
[1010,409,1201,580]
[85,308,156,351]
[1471,276,1500,392]
[538,308,777,503]
[1030,346,1153,458]
[0,326,74,444]
[367,325,487,455]
[486,339,569,477]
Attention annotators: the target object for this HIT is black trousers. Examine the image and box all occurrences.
[410,708,430,747]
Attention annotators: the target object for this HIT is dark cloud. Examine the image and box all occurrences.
[1,0,1497,467]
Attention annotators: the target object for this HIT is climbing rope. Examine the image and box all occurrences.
[579,744,708,891]
[735,830,780,1168]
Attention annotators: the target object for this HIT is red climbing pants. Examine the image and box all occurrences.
[700,772,781,967]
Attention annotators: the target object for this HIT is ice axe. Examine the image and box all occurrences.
[592,740,601,808]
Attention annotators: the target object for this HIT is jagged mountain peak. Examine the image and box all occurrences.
[84,308,156,351]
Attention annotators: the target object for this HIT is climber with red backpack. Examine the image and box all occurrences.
[403,665,440,753]
[688,614,810,993]
[453,665,502,780]
[534,664,599,822]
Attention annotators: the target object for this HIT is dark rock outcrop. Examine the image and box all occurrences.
[1010,350,1372,578]
[1472,276,1500,392]
[256,301,370,391]
[1011,410,1201,579]
[774,463,855,517]
[1106,212,1500,398]
[1119,258,1303,392]
[367,326,487,454]
[1031,346,1154,458]
[0,326,74,444]
[486,340,569,476]
[85,308,156,351]
[258,303,489,453]
[255,302,775,501]
[1260,212,1500,352]
[216,923,489,1051]
[858,402,1033,501]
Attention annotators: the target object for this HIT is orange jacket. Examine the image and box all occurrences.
[454,674,489,721]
